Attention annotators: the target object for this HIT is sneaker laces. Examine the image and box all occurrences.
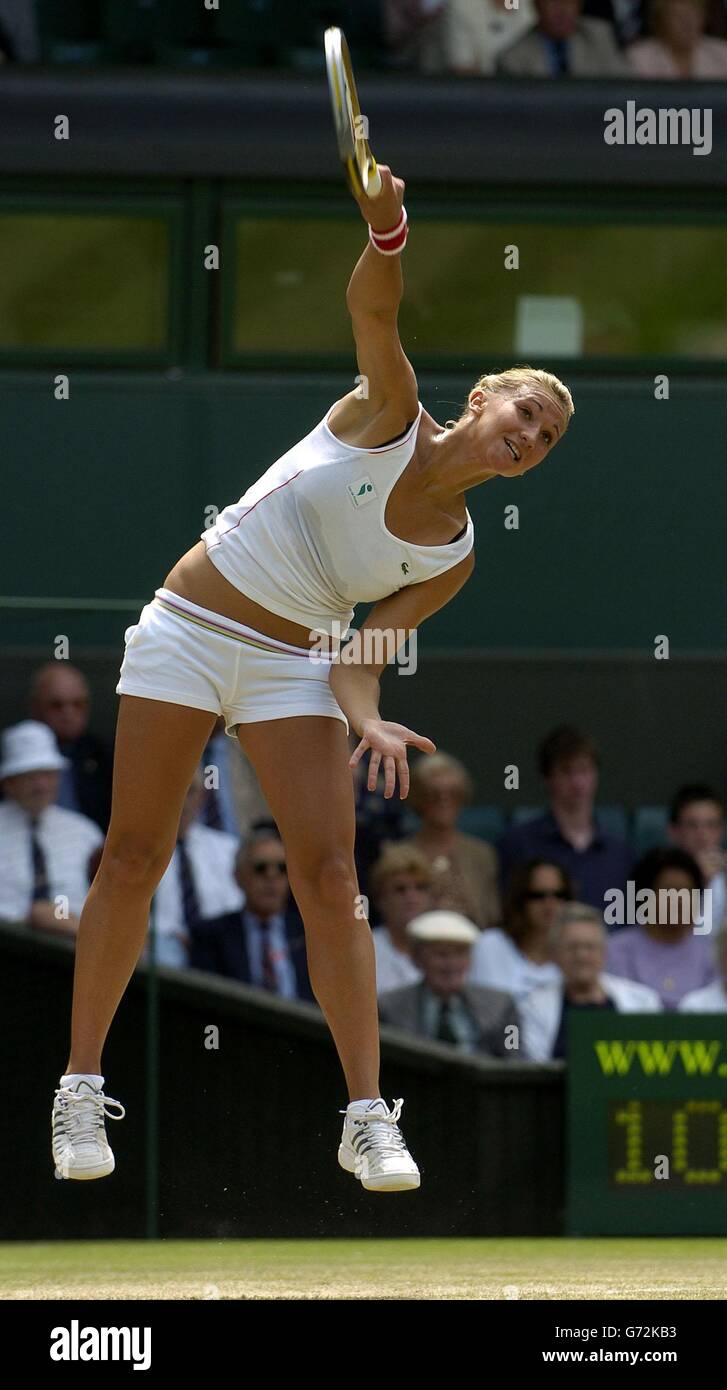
[54,1084,125,1148]
[340,1098,408,1157]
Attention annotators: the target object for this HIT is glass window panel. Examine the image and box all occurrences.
[0,214,169,350]
[230,216,727,360]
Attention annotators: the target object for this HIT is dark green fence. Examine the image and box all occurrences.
[1,922,564,1240]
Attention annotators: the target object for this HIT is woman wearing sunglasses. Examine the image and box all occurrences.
[469,859,574,1004]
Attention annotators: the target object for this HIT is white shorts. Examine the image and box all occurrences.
[116,588,349,739]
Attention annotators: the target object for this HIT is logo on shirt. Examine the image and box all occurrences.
[347,475,377,508]
[401,562,410,574]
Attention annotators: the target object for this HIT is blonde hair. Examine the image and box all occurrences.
[409,751,474,810]
[369,844,435,900]
[442,365,575,436]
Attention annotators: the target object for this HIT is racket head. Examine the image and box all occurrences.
[324,27,381,199]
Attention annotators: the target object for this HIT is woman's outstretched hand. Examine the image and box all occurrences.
[349,718,436,799]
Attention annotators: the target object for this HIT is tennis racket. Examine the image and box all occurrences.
[324,27,382,200]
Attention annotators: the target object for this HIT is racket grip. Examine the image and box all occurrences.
[366,165,382,198]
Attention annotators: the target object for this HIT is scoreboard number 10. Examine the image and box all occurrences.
[609,1099,727,1187]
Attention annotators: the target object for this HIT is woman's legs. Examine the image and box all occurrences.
[237,714,380,1102]
[65,694,216,1074]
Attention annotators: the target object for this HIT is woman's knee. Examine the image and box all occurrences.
[100,830,174,893]
[288,848,359,916]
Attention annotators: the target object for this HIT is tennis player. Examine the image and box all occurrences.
[52,166,573,1193]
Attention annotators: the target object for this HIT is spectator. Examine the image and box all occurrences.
[145,768,245,970]
[469,858,571,1002]
[668,784,726,939]
[583,0,645,46]
[679,924,727,1011]
[369,843,435,993]
[400,751,501,928]
[626,0,727,73]
[232,827,315,1001]
[521,903,661,1061]
[0,721,103,935]
[378,910,520,1054]
[380,0,449,70]
[444,0,537,74]
[497,726,632,915]
[0,1,40,62]
[29,661,114,832]
[606,848,716,1009]
[497,0,627,72]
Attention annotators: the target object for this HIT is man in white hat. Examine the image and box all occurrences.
[377,909,520,1056]
[0,720,104,934]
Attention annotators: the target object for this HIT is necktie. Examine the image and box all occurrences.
[30,816,49,902]
[436,998,459,1045]
[202,788,223,830]
[258,917,278,992]
[553,38,570,75]
[176,837,201,930]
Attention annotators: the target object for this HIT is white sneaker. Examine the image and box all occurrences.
[52,1076,125,1181]
[338,1097,420,1192]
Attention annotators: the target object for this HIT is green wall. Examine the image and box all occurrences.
[2,370,726,653]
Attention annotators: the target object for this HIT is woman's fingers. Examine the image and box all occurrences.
[350,723,434,797]
[405,730,436,754]
[348,740,367,769]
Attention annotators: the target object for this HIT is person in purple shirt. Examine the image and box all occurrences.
[497,725,632,917]
[606,847,716,1010]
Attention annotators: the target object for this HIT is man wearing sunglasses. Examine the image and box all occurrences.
[232,828,315,1003]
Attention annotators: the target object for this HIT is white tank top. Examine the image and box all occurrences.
[201,399,474,638]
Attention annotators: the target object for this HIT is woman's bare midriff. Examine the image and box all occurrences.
[163,542,325,650]
[162,403,467,653]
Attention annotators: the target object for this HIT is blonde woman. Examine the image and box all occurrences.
[51,164,573,1195]
[402,752,501,928]
[369,843,435,993]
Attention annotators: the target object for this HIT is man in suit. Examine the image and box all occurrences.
[378,910,520,1057]
[145,768,245,970]
[189,825,315,1003]
[29,662,114,832]
[497,0,628,73]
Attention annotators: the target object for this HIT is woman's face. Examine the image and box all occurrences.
[652,866,698,929]
[466,387,566,479]
[418,772,466,829]
[523,863,570,931]
[659,0,705,47]
[380,871,433,930]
